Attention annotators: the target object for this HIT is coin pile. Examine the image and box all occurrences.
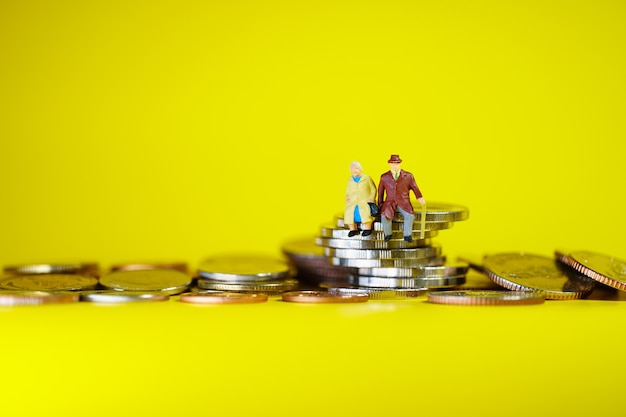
[194,254,299,297]
[0,261,194,305]
[313,202,471,298]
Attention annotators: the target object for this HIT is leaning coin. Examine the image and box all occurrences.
[567,250,626,291]
[79,291,170,303]
[427,290,545,306]
[0,274,99,291]
[99,269,191,295]
[198,254,292,282]
[281,290,369,303]
[483,253,595,299]
[179,292,268,304]
[0,291,80,306]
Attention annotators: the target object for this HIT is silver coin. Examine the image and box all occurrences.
[198,254,292,282]
[335,217,454,231]
[349,274,466,289]
[324,246,442,260]
[329,256,447,268]
[482,253,596,300]
[79,291,170,303]
[319,224,438,240]
[99,269,192,295]
[566,250,626,291]
[0,274,99,291]
[356,262,469,278]
[326,286,428,300]
[315,237,431,250]
[196,278,299,293]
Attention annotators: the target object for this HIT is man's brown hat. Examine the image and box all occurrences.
[387,154,402,163]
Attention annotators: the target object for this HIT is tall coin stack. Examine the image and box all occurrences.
[314,202,470,298]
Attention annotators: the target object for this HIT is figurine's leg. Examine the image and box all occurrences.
[361,222,372,237]
[382,215,393,241]
[398,207,415,242]
[348,206,361,237]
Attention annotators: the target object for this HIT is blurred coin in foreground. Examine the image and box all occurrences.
[0,291,79,306]
[80,291,170,303]
[427,290,545,305]
[0,274,98,291]
[282,290,368,303]
[179,292,268,304]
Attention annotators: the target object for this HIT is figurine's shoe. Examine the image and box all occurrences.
[404,236,413,242]
[348,230,360,237]
[361,230,372,237]
[384,235,392,242]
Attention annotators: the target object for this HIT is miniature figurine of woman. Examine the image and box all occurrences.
[344,161,377,237]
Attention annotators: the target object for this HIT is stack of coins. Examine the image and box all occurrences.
[195,254,299,296]
[281,237,357,288]
[314,202,470,297]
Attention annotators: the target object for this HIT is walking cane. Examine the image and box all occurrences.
[420,202,426,240]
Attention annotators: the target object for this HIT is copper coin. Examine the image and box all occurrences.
[0,291,80,306]
[3,262,99,276]
[179,292,268,304]
[427,290,545,306]
[567,250,626,291]
[281,290,369,303]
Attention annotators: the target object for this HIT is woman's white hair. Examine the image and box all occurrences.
[350,161,362,171]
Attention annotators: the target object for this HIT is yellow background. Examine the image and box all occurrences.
[1,1,625,416]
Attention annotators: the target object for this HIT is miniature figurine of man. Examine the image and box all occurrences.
[344,161,377,237]
[378,154,425,242]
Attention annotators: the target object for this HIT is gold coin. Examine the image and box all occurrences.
[281,290,369,303]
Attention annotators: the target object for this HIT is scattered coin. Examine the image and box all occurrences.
[3,262,99,277]
[566,250,626,291]
[0,274,99,291]
[483,253,595,299]
[99,269,192,295]
[110,262,188,273]
[326,286,427,300]
[198,254,292,282]
[196,278,299,295]
[427,290,545,306]
[281,290,369,303]
[79,291,170,303]
[0,291,80,306]
[179,292,268,304]
[349,274,466,289]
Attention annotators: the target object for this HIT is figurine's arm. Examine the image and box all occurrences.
[377,179,385,207]
[409,174,425,206]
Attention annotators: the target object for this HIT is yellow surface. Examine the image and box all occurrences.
[1,1,626,416]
